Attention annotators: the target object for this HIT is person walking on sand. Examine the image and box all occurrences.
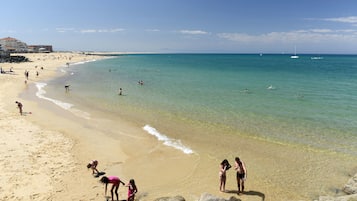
[219,159,231,192]
[126,179,138,201]
[86,160,99,175]
[100,176,125,201]
[15,101,23,115]
[235,157,247,195]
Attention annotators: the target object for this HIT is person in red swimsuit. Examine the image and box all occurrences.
[100,176,125,201]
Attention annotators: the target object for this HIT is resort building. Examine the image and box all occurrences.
[0,37,28,53]
[0,37,53,53]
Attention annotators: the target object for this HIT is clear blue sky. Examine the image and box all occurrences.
[1,0,357,53]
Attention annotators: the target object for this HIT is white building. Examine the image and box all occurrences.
[0,37,28,53]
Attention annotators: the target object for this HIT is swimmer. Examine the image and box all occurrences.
[267,85,275,90]
[65,85,70,92]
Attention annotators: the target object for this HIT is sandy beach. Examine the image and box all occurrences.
[0,52,356,201]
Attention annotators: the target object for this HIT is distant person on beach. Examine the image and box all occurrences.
[24,70,29,80]
[86,160,99,175]
[119,88,123,95]
[219,159,231,192]
[65,85,70,92]
[100,176,125,201]
[126,179,138,201]
[15,101,23,115]
[234,157,247,195]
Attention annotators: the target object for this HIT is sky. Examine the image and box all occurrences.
[1,0,357,54]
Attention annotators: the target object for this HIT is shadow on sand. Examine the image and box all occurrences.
[94,172,106,178]
[226,189,265,201]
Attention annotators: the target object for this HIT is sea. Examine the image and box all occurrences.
[36,54,357,158]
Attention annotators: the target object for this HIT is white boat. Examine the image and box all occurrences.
[290,46,299,59]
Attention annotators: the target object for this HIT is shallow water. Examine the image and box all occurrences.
[26,54,357,200]
[43,54,357,157]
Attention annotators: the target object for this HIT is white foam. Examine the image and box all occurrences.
[143,125,194,154]
[35,82,90,119]
[36,82,73,110]
[69,59,97,66]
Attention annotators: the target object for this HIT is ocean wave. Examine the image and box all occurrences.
[69,59,97,66]
[143,125,194,154]
[35,82,90,119]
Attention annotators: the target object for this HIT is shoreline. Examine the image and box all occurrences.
[1,52,356,201]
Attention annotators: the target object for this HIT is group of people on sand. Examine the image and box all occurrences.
[219,157,247,195]
[87,160,138,201]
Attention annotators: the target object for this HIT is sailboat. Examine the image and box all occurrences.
[290,46,299,59]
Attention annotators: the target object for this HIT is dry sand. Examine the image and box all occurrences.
[0,52,119,200]
[0,52,356,201]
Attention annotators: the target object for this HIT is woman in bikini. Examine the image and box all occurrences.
[219,159,231,192]
[234,157,247,195]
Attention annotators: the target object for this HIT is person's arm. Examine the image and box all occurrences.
[120,180,125,185]
[104,183,108,196]
[234,161,238,170]
[242,162,247,179]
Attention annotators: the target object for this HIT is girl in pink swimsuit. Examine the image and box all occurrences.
[126,179,138,201]
[100,176,125,201]
[86,160,99,175]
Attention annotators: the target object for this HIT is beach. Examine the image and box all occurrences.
[0,53,356,201]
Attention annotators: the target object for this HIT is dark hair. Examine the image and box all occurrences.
[129,179,136,188]
[221,159,231,170]
[87,163,92,169]
[100,176,109,184]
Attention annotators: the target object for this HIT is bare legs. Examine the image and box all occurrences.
[220,175,226,192]
[237,177,244,195]
[110,185,119,201]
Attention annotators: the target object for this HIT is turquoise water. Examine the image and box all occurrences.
[42,54,357,156]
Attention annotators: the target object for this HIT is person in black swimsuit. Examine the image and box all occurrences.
[235,157,247,195]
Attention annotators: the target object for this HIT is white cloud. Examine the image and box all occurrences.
[56,28,75,33]
[81,29,97,33]
[324,16,357,23]
[80,28,125,33]
[179,30,209,35]
[56,28,124,33]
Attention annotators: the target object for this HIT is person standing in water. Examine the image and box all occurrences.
[118,88,123,95]
[234,157,247,195]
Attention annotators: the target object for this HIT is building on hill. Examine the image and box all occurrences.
[0,37,54,53]
[0,37,28,53]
